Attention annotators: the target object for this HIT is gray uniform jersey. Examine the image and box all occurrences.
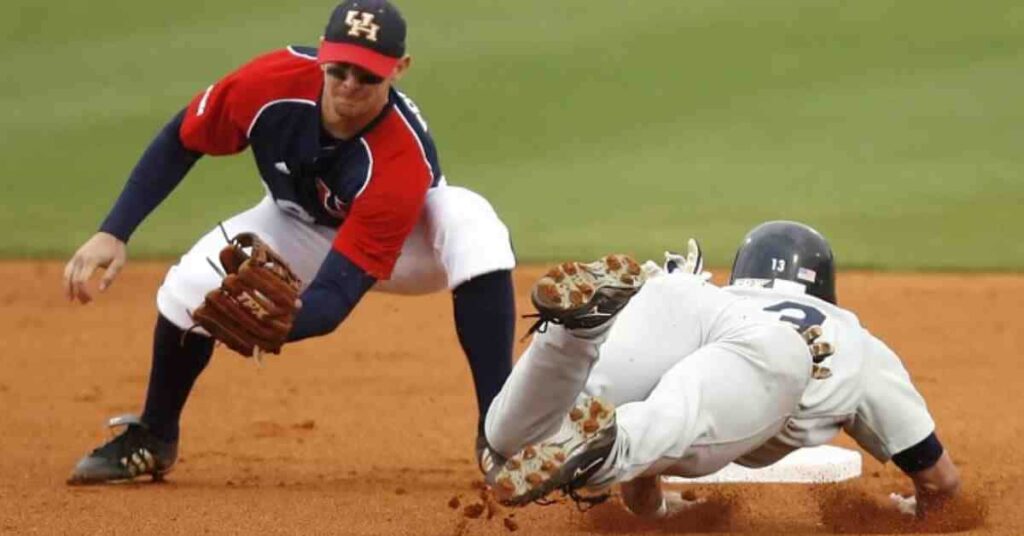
[723,285,936,466]
[485,272,933,482]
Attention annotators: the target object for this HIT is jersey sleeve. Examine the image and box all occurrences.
[179,77,250,155]
[177,49,309,155]
[332,112,434,279]
[843,331,936,463]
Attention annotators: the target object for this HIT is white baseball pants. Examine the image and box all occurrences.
[156,185,516,330]
[485,315,811,485]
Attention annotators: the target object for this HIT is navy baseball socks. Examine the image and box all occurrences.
[452,270,515,439]
[68,314,212,484]
[140,314,215,442]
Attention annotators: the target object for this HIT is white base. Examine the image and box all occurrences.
[663,446,862,484]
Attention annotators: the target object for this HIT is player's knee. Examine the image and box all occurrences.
[156,288,194,331]
[156,261,221,331]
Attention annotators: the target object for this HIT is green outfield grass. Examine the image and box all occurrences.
[2,1,1022,269]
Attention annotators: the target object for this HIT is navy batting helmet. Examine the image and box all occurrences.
[729,221,837,304]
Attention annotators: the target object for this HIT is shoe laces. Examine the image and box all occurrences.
[564,486,611,511]
[520,312,561,341]
[520,295,620,341]
[526,486,610,511]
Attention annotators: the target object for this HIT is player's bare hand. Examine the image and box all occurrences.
[659,489,704,518]
[888,492,918,516]
[799,324,834,363]
[63,232,127,304]
[622,476,704,519]
[625,489,704,519]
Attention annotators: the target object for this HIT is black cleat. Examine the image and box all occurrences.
[67,415,178,485]
[492,397,617,507]
[528,254,646,333]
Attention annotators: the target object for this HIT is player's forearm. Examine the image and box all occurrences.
[288,249,376,341]
[891,432,960,517]
[99,109,202,242]
[910,450,961,516]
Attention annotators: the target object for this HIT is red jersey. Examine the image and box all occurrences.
[178,45,443,279]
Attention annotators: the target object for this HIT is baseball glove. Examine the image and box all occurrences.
[191,232,302,358]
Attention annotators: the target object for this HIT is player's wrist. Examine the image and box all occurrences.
[621,477,666,518]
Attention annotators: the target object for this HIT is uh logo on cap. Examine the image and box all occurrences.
[345,10,381,42]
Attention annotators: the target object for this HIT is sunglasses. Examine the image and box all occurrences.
[325,63,385,85]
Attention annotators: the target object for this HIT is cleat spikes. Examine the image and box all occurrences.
[492,397,617,507]
[528,254,647,333]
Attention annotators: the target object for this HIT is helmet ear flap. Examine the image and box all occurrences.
[729,221,837,304]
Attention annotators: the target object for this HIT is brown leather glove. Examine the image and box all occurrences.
[191,233,301,358]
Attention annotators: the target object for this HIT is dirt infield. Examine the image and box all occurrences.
[0,261,1020,535]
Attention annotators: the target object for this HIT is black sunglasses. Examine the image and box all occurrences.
[325,63,385,85]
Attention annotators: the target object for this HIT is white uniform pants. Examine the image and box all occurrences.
[485,320,811,485]
[156,185,516,330]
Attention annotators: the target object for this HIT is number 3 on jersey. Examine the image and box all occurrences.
[763,300,826,332]
[765,301,834,377]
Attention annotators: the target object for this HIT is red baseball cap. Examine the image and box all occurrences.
[318,0,406,78]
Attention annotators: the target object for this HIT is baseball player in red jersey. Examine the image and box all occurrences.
[63,0,517,484]
[480,223,960,520]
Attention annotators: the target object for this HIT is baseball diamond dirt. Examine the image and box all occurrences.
[0,261,1018,535]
